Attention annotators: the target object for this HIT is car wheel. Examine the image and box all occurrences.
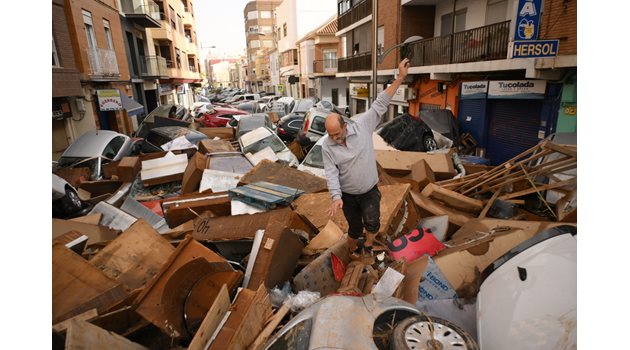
[389,315,478,350]
[423,134,437,151]
[64,186,83,212]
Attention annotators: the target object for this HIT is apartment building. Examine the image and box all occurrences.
[296,16,349,108]
[336,0,577,165]
[62,0,134,139]
[147,0,203,110]
[243,0,282,93]
[117,0,164,131]
[276,0,337,98]
[53,0,88,159]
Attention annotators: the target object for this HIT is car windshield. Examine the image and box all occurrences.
[243,134,286,154]
[303,145,323,168]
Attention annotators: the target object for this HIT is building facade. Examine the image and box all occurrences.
[243,0,282,93]
[296,16,349,107]
[336,0,577,165]
[147,0,204,110]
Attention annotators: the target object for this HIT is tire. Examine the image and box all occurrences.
[63,186,83,213]
[389,315,478,350]
[423,134,437,152]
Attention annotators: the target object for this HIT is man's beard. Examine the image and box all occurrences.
[333,136,346,144]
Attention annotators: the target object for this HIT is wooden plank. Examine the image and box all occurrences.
[247,303,291,350]
[70,213,102,225]
[161,191,232,228]
[375,150,456,178]
[52,308,98,333]
[198,139,236,154]
[52,218,120,247]
[88,306,149,338]
[239,159,328,193]
[479,189,503,219]
[52,244,129,324]
[209,284,273,350]
[65,320,148,350]
[89,219,176,290]
[543,141,578,158]
[188,285,231,350]
[499,177,577,200]
[198,127,235,140]
[421,183,483,214]
[409,191,473,228]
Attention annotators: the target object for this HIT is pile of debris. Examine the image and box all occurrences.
[52,134,577,349]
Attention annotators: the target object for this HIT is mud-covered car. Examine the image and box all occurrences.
[52,173,92,219]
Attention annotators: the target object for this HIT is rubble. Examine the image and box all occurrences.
[51,132,577,349]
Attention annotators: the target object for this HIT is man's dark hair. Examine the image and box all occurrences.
[337,114,345,126]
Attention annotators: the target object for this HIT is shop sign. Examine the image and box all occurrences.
[159,84,174,94]
[514,0,542,41]
[97,89,122,111]
[512,40,559,58]
[488,80,546,99]
[460,81,488,100]
[350,83,368,98]
[52,97,72,120]
[176,85,185,94]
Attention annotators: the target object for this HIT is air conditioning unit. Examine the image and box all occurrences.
[403,87,417,100]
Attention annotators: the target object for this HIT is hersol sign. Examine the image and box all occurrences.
[488,80,546,99]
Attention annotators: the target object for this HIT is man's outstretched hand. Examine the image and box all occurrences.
[398,58,410,80]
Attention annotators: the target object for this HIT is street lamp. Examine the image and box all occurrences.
[371,34,424,104]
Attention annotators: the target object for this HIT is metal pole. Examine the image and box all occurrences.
[371,0,378,105]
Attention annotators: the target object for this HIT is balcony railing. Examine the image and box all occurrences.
[140,56,167,77]
[407,20,511,67]
[313,59,338,74]
[338,52,371,73]
[86,48,119,76]
[338,0,372,31]
[121,0,161,27]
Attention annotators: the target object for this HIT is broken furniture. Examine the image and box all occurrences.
[229,181,304,211]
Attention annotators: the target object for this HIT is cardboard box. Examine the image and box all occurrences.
[375,149,456,180]
[140,152,188,187]
[78,180,125,205]
[198,139,236,155]
[116,157,141,182]
[392,159,435,192]
[182,152,209,194]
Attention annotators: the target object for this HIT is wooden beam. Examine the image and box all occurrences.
[247,303,291,350]
[421,183,484,214]
[65,320,148,350]
[188,285,231,350]
[499,177,576,200]
[479,189,503,219]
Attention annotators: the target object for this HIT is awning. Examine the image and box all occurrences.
[120,93,145,116]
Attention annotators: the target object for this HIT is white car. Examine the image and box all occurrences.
[238,127,299,167]
[191,102,214,117]
[297,137,325,178]
[55,130,134,180]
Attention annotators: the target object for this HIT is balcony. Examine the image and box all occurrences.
[86,48,119,77]
[183,12,193,27]
[407,20,511,67]
[151,20,173,41]
[338,0,372,32]
[121,0,161,28]
[140,56,168,78]
[338,52,371,73]
[313,59,338,75]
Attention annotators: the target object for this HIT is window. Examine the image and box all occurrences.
[250,54,256,62]
[486,0,508,25]
[248,25,259,34]
[102,136,125,159]
[441,8,467,35]
[260,11,272,19]
[103,19,114,50]
[250,40,260,48]
[311,116,326,133]
[83,10,97,49]
[182,51,187,70]
[283,23,287,37]
[247,11,258,20]
[341,36,348,58]
[323,49,337,69]
[277,27,282,39]
[260,26,273,34]
[263,40,273,48]
[181,0,187,11]
[169,6,176,29]
[175,48,181,69]
[377,26,384,55]
[52,36,60,67]
[338,0,351,16]
[177,15,183,34]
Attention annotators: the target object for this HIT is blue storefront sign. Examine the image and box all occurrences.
[514,0,542,41]
[513,40,559,58]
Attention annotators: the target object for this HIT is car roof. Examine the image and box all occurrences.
[61,130,127,158]
[239,126,273,145]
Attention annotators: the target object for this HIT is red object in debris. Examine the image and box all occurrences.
[140,199,165,217]
[331,252,346,282]
[387,227,445,263]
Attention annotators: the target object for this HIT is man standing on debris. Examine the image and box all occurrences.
[322,58,411,256]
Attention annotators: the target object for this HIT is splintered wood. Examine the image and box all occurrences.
[435,140,577,222]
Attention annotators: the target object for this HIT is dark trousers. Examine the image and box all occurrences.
[341,185,381,239]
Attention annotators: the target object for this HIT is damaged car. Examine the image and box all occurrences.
[52,173,92,219]
[239,126,299,167]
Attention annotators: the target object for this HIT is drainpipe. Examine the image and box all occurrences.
[371,0,379,105]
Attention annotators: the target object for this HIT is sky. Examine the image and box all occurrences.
[195,0,252,58]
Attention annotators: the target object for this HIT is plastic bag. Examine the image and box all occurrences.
[287,290,321,312]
